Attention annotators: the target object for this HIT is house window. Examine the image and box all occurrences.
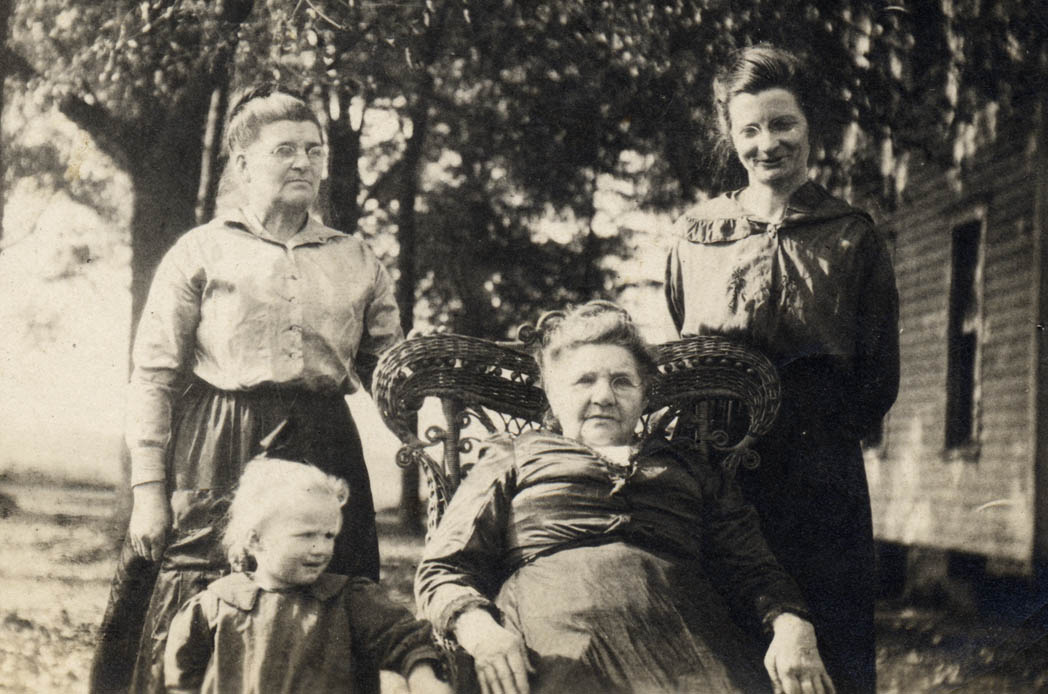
[944,219,983,450]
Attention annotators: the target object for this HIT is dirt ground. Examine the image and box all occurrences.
[3,476,1048,694]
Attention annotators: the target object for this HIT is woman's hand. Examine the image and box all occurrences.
[128,481,171,562]
[764,613,835,694]
[453,608,532,694]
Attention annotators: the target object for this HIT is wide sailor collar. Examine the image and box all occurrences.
[217,207,347,248]
[671,181,871,244]
[209,571,349,612]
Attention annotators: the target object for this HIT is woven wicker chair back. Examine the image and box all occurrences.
[373,333,780,537]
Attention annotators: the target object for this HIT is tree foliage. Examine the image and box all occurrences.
[282,0,1047,335]
[8,0,255,337]
[5,0,1047,334]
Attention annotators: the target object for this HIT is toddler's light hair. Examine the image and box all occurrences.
[223,456,350,572]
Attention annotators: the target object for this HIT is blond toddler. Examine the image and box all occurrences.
[164,457,450,694]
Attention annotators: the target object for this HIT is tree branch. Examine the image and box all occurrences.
[2,46,38,81]
[304,0,345,29]
[57,92,133,168]
[1,44,134,168]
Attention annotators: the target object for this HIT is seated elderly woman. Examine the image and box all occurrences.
[415,301,835,694]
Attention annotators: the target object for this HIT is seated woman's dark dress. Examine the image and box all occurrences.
[415,431,809,694]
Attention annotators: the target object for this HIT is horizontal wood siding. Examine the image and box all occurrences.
[868,131,1039,563]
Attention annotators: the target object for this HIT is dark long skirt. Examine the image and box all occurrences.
[89,380,379,694]
[739,365,877,694]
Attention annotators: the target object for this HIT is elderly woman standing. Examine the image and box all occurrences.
[91,86,403,693]
[417,301,835,694]
[664,45,899,694]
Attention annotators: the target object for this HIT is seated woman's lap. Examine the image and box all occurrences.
[494,542,769,693]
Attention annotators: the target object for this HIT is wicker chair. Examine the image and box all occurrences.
[372,333,781,539]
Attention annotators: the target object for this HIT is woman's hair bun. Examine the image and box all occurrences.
[527,300,657,384]
[533,310,566,343]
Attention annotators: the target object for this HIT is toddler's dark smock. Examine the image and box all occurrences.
[165,573,440,694]
[416,432,809,694]
[664,181,900,694]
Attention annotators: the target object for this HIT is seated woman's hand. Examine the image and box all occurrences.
[764,613,835,694]
[453,608,532,694]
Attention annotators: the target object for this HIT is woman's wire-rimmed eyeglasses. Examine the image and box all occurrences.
[269,144,326,164]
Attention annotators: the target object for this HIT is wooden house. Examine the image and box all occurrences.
[866,107,1048,572]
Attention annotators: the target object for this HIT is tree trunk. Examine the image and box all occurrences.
[450,204,498,338]
[195,85,232,224]
[394,105,427,532]
[452,268,497,338]
[575,183,603,300]
[196,0,254,222]
[0,0,12,241]
[127,153,207,341]
[326,83,363,234]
